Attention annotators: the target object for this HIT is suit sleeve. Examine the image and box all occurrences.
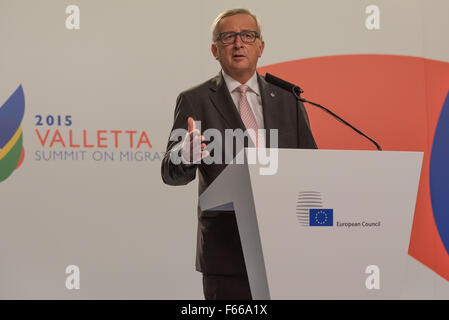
[297,99,318,149]
[161,93,198,186]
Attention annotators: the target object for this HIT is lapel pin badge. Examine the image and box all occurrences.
[270,92,275,98]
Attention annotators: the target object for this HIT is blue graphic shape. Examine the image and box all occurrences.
[430,90,449,256]
[0,85,25,149]
[309,209,333,226]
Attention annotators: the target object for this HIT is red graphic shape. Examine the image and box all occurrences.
[15,146,25,169]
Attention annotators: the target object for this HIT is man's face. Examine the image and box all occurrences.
[211,14,265,82]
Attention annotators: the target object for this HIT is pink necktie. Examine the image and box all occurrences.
[236,84,260,147]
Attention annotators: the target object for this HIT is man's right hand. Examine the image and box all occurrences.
[181,117,209,164]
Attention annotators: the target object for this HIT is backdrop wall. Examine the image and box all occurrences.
[0,0,448,299]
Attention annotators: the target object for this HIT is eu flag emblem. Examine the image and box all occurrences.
[309,209,333,226]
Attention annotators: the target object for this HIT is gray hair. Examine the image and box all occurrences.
[211,8,263,42]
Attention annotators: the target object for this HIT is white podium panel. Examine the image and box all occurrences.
[248,149,422,299]
[200,149,429,299]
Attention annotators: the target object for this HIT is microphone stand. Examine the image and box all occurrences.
[290,85,382,151]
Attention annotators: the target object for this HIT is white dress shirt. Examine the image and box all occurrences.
[221,70,265,131]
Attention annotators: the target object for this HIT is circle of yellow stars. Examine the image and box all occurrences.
[314,210,328,225]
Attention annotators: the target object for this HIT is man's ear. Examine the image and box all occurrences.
[258,40,265,58]
[211,43,219,60]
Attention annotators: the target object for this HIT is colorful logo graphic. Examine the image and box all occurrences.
[260,55,449,280]
[0,85,25,182]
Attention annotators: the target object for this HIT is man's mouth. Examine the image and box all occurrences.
[233,54,246,58]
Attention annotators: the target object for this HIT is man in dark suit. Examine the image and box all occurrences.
[161,8,316,300]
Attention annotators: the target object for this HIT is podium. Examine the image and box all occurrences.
[200,149,424,299]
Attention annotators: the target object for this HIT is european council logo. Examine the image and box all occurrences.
[296,191,334,226]
[0,85,25,183]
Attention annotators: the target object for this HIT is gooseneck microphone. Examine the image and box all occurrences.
[265,73,382,151]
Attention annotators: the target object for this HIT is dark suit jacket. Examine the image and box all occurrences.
[161,72,317,276]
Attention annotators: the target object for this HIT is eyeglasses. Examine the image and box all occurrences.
[216,30,260,45]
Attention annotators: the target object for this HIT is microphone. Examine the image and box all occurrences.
[265,72,304,99]
[264,73,382,151]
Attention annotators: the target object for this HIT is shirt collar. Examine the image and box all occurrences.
[221,70,260,96]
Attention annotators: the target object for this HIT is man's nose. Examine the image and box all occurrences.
[233,34,244,47]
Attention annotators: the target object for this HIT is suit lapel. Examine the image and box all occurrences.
[258,73,280,147]
[208,73,246,130]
